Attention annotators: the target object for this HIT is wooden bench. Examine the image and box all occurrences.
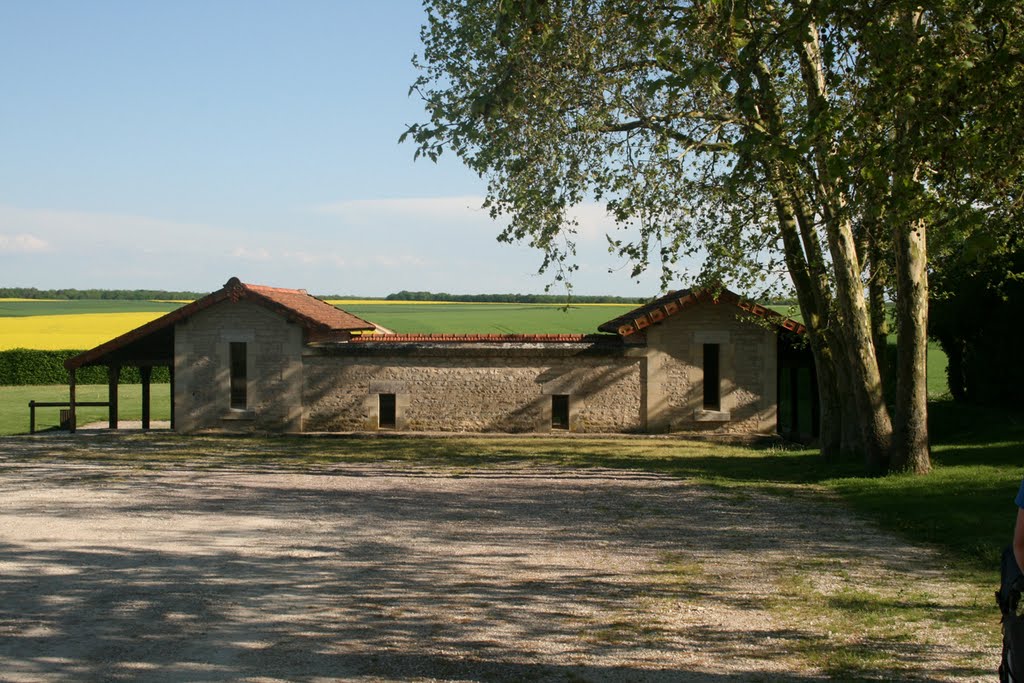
[28,401,109,434]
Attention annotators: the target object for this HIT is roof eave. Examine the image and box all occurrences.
[65,288,231,370]
[598,287,807,337]
[65,280,379,370]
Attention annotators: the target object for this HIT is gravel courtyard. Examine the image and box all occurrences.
[0,435,997,682]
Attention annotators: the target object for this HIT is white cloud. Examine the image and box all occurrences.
[312,195,619,243]
[231,246,273,261]
[565,203,619,242]
[281,250,348,268]
[311,196,489,223]
[0,233,49,253]
[0,201,666,296]
[0,204,221,253]
[372,253,429,268]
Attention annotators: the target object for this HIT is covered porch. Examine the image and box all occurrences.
[64,324,174,432]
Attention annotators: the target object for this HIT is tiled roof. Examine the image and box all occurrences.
[66,277,376,369]
[349,333,617,344]
[240,281,375,332]
[598,287,806,337]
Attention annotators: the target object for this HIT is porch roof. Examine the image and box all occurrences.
[65,277,377,370]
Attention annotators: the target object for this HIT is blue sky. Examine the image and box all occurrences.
[0,1,665,296]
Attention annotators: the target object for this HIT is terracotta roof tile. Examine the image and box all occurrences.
[598,287,807,337]
[349,333,617,344]
[66,277,376,369]
[241,281,375,332]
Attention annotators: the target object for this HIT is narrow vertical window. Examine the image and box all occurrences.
[551,394,569,430]
[379,393,396,429]
[703,343,720,410]
[229,342,247,409]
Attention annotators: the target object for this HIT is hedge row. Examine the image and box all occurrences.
[0,349,170,386]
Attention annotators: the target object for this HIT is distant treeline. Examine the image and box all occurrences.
[384,290,645,304]
[2,287,647,304]
[0,288,206,301]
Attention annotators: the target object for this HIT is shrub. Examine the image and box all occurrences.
[0,349,170,386]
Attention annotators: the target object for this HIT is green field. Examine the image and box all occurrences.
[340,302,636,334]
[0,299,636,337]
[0,299,184,317]
[0,298,952,397]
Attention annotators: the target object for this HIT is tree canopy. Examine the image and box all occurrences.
[407,0,1024,474]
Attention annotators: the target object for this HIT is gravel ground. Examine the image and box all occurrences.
[0,437,998,682]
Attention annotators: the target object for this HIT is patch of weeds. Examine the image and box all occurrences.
[790,635,906,681]
[650,551,705,592]
[584,618,664,646]
[785,556,834,574]
[768,573,926,677]
[825,587,935,628]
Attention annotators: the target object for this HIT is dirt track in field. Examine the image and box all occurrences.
[0,435,997,682]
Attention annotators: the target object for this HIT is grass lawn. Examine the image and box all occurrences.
[834,400,1024,577]
[1,384,171,435]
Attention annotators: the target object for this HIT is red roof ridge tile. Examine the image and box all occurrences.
[244,283,309,295]
[349,333,617,344]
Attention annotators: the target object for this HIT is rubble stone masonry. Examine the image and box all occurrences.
[170,297,777,436]
[303,344,643,433]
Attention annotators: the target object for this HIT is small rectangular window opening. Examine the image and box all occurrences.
[703,343,720,410]
[229,342,247,410]
[551,394,570,430]
[379,393,396,429]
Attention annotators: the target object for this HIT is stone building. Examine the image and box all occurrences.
[65,277,816,438]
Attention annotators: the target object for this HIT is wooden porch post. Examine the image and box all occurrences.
[108,365,120,430]
[140,366,152,430]
[169,364,175,430]
[810,358,820,438]
[790,364,800,437]
[69,368,77,433]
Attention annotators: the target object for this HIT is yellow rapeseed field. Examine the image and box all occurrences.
[0,313,164,351]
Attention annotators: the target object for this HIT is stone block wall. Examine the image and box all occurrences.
[643,304,777,434]
[168,298,781,436]
[174,300,304,432]
[303,345,643,433]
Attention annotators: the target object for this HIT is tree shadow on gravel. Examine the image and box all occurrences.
[0,457,994,682]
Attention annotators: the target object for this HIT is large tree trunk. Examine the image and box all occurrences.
[867,226,890,392]
[793,21,893,470]
[825,213,894,474]
[886,9,931,474]
[826,328,866,461]
[811,337,843,459]
[766,170,844,458]
[891,217,931,473]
